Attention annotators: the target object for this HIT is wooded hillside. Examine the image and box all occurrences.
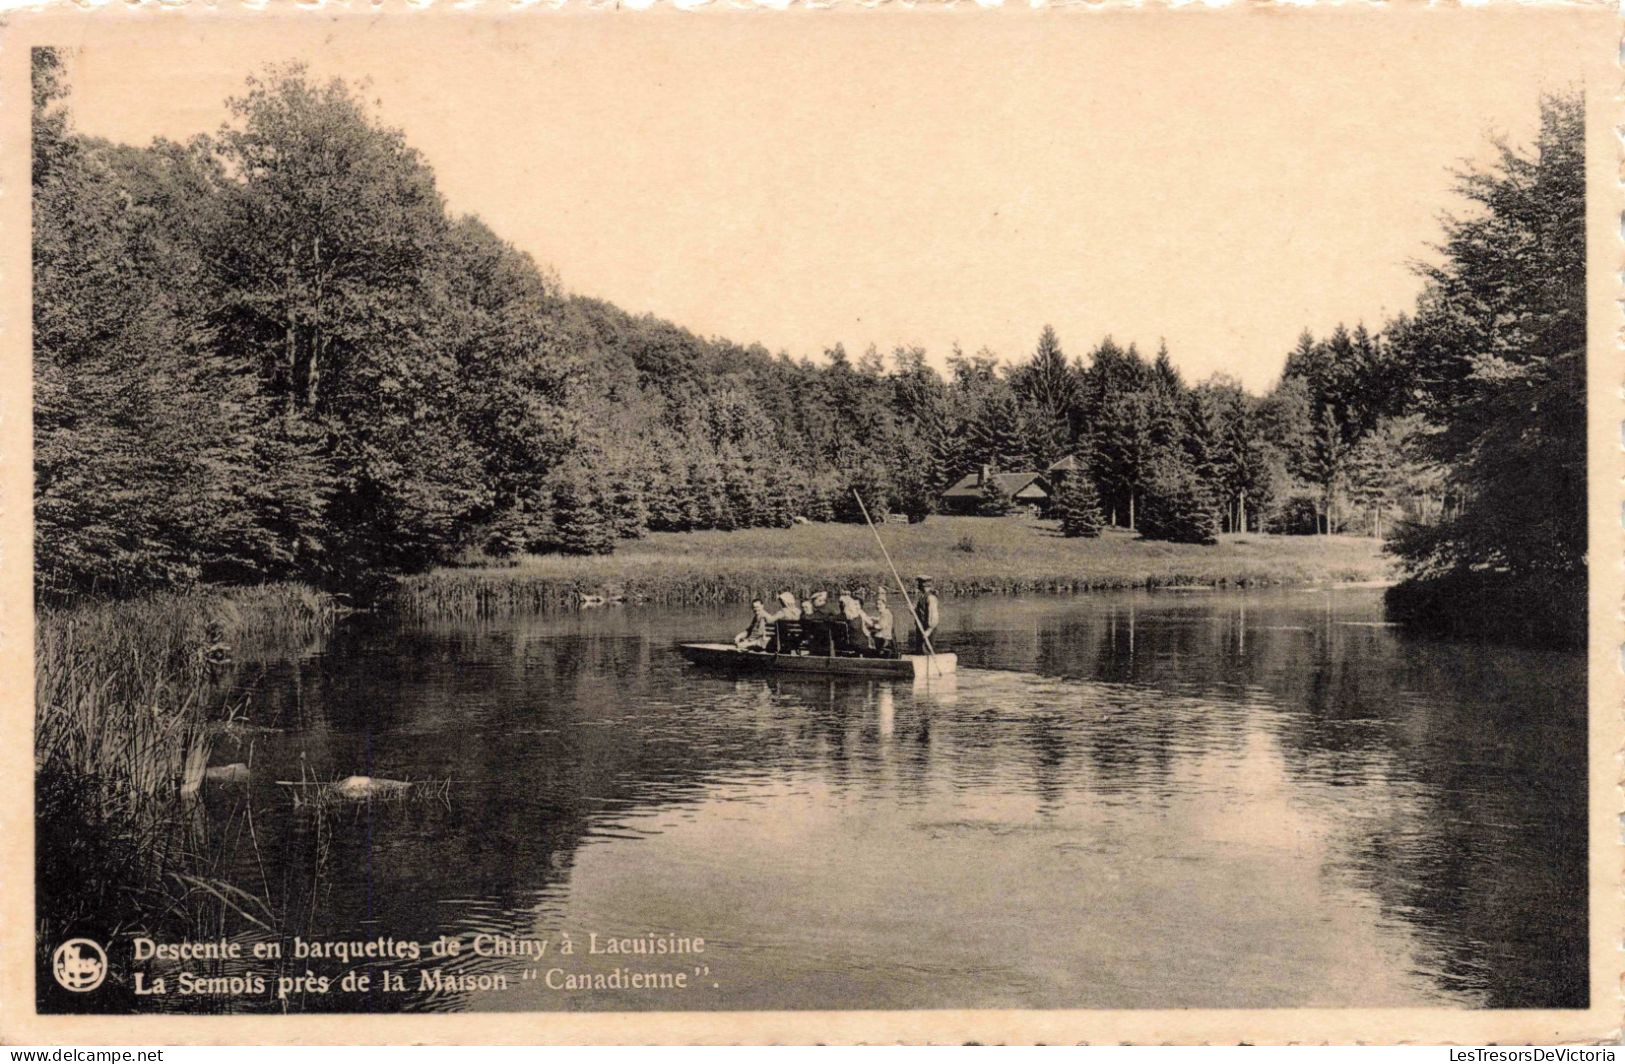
[33,53,1586,642]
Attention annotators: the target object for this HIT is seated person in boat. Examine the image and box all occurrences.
[839,589,873,652]
[766,591,803,652]
[799,590,843,653]
[734,599,772,651]
[867,586,895,655]
[760,591,799,623]
[804,589,843,628]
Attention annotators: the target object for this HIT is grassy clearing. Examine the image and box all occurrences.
[403,516,1394,617]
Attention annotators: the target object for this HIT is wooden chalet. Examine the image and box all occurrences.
[940,465,1054,515]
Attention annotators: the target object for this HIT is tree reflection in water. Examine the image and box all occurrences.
[143,589,1581,1012]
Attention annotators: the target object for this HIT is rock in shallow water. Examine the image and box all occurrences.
[204,762,251,784]
[329,775,411,800]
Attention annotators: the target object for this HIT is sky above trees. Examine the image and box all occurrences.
[52,10,1591,390]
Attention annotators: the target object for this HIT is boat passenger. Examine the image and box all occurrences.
[734,599,772,651]
[911,575,940,652]
[802,587,826,625]
[768,591,801,622]
[807,589,838,620]
[800,590,842,653]
[852,587,877,627]
[868,587,895,654]
[839,591,873,651]
[764,591,803,651]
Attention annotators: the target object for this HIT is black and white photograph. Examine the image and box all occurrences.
[7,7,1617,1045]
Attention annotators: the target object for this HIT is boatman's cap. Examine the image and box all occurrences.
[915,575,932,584]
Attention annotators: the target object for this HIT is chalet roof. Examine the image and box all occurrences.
[941,471,1053,499]
[1046,454,1085,473]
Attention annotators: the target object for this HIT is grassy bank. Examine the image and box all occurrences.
[402,517,1394,617]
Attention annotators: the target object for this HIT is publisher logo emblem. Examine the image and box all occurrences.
[52,938,107,992]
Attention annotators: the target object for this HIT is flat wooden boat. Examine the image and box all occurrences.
[677,642,957,680]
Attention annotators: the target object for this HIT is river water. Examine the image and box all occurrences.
[190,588,1585,1013]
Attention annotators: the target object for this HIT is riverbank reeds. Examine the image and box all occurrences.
[400,517,1394,618]
[36,584,333,803]
[35,584,333,1004]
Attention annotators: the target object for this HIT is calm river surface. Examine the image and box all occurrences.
[198,588,1585,1012]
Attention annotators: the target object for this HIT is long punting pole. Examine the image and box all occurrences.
[851,491,936,659]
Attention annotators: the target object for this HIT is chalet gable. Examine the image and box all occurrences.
[941,470,1053,501]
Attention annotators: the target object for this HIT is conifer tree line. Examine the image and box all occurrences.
[33,53,1584,630]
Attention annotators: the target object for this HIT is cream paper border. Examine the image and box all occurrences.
[0,5,1618,1045]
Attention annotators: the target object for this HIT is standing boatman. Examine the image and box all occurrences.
[912,575,940,653]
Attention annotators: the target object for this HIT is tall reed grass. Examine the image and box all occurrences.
[36,584,333,808]
[34,584,332,1000]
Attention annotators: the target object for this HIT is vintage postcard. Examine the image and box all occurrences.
[0,4,1618,1046]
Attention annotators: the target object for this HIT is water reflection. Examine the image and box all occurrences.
[152,589,1582,1012]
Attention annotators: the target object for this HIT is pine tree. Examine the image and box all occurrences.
[1305,405,1349,534]
[688,448,731,530]
[1346,415,1431,539]
[1018,404,1069,470]
[1140,485,1218,545]
[606,476,649,540]
[835,464,892,524]
[1140,459,1218,545]
[924,417,965,498]
[721,445,767,528]
[891,431,939,524]
[1151,340,1184,397]
[645,444,695,532]
[1014,325,1080,440]
[759,460,799,527]
[977,476,1015,517]
[1054,475,1105,538]
[969,388,1029,470]
[1093,389,1154,528]
[550,464,616,555]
